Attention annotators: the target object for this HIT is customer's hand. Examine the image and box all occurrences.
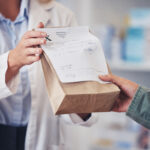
[6,22,46,83]
[99,74,139,112]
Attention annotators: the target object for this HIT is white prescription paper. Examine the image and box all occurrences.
[39,27,108,83]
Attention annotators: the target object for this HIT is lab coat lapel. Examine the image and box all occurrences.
[28,0,55,30]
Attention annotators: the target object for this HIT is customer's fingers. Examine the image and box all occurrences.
[112,99,126,112]
[112,102,120,112]
[112,101,128,112]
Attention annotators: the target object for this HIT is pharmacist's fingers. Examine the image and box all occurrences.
[37,22,44,28]
[24,31,47,39]
[26,48,43,55]
[24,38,46,47]
[27,55,41,64]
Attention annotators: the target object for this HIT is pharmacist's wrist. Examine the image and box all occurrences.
[8,50,22,72]
[6,50,21,83]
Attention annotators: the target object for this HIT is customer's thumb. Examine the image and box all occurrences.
[99,74,122,87]
[99,74,113,82]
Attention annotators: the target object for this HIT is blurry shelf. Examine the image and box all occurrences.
[109,61,150,72]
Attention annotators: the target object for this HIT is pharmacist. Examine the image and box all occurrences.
[0,0,97,149]
[100,74,150,129]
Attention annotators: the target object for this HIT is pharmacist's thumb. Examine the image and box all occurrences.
[37,22,44,28]
[99,74,121,87]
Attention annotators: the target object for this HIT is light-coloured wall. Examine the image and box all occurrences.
[58,0,150,28]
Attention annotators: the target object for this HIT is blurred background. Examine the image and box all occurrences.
[56,0,150,150]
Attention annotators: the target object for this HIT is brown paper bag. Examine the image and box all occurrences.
[41,52,120,115]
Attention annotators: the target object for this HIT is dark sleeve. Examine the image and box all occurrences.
[126,86,150,129]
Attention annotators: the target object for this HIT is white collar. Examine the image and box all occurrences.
[28,0,55,29]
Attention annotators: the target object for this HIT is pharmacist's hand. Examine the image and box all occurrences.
[99,74,139,112]
[6,22,46,83]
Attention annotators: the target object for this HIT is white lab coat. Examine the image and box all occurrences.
[0,0,97,150]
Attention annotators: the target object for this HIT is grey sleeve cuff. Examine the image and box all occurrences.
[126,86,150,129]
